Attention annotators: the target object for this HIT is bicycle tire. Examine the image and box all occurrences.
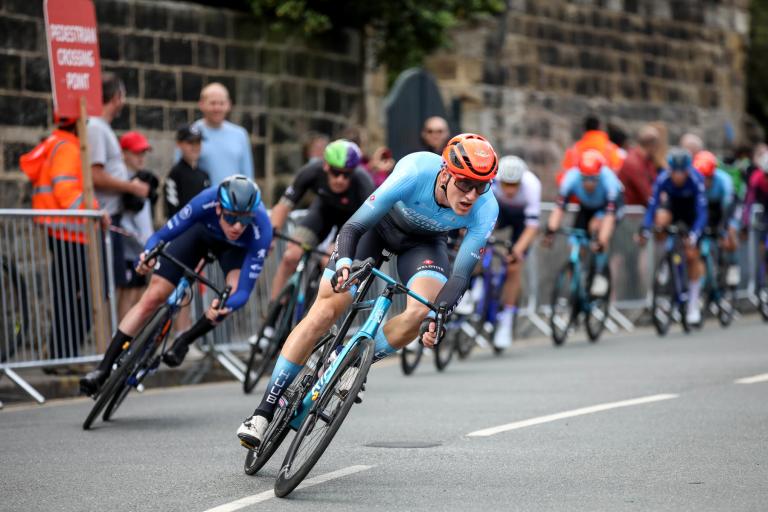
[82,307,169,430]
[244,331,336,476]
[434,330,456,371]
[651,257,673,337]
[585,266,611,342]
[274,337,374,498]
[455,321,475,359]
[756,255,768,321]
[0,258,28,363]
[550,263,575,346]
[243,285,294,394]
[400,340,423,376]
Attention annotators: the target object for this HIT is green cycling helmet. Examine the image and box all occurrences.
[324,139,362,169]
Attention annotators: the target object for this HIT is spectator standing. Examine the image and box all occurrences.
[680,133,704,157]
[88,73,149,293]
[619,125,662,206]
[366,146,396,187]
[560,115,624,174]
[302,132,329,164]
[20,116,104,358]
[165,125,210,219]
[118,131,157,320]
[420,116,450,154]
[192,82,253,185]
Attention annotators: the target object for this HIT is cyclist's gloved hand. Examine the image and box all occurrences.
[205,298,231,323]
[635,227,650,246]
[418,317,445,348]
[330,265,351,293]
[136,250,155,275]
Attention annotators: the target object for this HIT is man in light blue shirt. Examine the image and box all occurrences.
[190,82,254,185]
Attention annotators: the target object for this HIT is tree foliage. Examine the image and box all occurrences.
[748,0,768,137]
[248,0,504,78]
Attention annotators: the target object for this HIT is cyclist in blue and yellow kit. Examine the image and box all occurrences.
[544,149,624,297]
[638,148,708,324]
[81,176,272,395]
[237,133,500,447]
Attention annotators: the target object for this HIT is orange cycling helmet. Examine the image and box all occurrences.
[442,133,498,181]
[692,150,717,178]
[578,149,607,177]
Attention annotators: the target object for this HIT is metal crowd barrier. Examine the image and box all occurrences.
[0,209,116,404]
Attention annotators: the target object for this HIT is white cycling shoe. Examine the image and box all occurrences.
[590,274,609,297]
[685,304,702,326]
[493,310,514,349]
[237,414,269,449]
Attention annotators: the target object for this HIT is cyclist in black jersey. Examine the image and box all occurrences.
[268,139,374,300]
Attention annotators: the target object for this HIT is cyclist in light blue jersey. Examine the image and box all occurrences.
[237,134,500,448]
[544,149,624,297]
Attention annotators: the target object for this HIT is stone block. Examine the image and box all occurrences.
[260,48,282,75]
[236,76,263,107]
[252,143,265,179]
[99,30,121,62]
[181,72,205,102]
[159,37,193,66]
[0,53,22,90]
[203,12,230,39]
[112,104,131,130]
[304,85,319,111]
[4,0,42,16]
[256,113,267,138]
[144,70,177,101]
[94,0,130,28]
[284,52,310,78]
[169,8,201,34]
[323,88,342,114]
[197,41,220,69]
[168,108,190,130]
[0,16,38,52]
[23,57,50,93]
[103,65,140,98]
[309,117,334,137]
[3,141,34,172]
[135,105,165,131]
[134,3,169,31]
[232,15,261,41]
[0,94,48,127]
[237,111,253,134]
[124,34,156,64]
[225,45,259,70]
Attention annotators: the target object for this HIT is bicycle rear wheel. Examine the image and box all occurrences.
[400,339,423,376]
[455,319,476,359]
[585,267,611,342]
[83,308,169,430]
[274,337,374,498]
[244,285,294,394]
[434,330,456,371]
[550,263,576,346]
[651,257,674,337]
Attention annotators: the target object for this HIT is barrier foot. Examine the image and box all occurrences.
[608,306,635,332]
[524,311,552,337]
[215,350,245,383]
[2,368,46,404]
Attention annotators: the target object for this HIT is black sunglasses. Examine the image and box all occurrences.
[453,177,491,195]
[328,167,352,179]
[221,210,255,226]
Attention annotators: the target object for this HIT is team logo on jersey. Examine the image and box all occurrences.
[369,195,375,201]
[479,247,486,255]
[423,259,434,265]
[179,205,192,219]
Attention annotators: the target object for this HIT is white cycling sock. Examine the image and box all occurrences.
[687,279,702,312]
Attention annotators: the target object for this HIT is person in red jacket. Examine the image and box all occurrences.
[20,117,106,359]
[618,125,662,206]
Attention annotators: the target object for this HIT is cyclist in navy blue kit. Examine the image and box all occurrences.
[637,148,708,324]
[81,176,272,395]
[237,133,500,448]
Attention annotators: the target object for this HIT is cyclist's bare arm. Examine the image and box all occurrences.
[269,197,293,233]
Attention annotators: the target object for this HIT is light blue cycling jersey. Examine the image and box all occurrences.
[335,151,499,309]
[706,169,734,208]
[557,167,623,212]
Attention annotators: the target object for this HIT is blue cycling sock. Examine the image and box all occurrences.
[254,355,302,420]
[372,328,397,363]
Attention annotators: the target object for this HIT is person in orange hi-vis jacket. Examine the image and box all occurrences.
[20,116,107,360]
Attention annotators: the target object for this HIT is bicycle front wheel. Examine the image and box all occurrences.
[651,257,674,337]
[434,330,456,371]
[274,337,374,498]
[586,267,611,342]
[550,263,576,346]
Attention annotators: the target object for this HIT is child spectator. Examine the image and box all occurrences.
[165,125,210,219]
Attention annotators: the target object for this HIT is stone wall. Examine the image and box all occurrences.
[0,0,363,206]
[419,0,750,194]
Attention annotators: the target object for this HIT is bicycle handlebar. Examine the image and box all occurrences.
[274,232,331,257]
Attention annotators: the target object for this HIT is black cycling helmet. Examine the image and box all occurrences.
[217,175,261,213]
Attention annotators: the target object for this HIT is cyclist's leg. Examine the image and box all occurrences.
[269,200,326,300]
[497,209,526,346]
[673,201,704,321]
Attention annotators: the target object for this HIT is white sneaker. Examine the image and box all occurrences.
[454,292,474,315]
[590,274,609,297]
[686,304,702,326]
[493,317,513,349]
[237,414,269,449]
[726,265,740,286]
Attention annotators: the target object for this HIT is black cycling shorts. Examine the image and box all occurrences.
[658,195,697,230]
[324,214,451,288]
[153,223,246,286]
[123,260,148,289]
[496,205,527,245]
[298,198,354,246]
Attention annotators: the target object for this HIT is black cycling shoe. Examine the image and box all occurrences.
[80,369,108,396]
[161,340,189,368]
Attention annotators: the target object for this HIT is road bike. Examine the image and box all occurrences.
[549,228,611,345]
[82,242,230,430]
[241,253,447,498]
[243,233,327,393]
[650,225,691,336]
[699,228,736,327]
[399,321,457,375]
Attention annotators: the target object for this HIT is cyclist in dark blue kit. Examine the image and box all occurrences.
[638,148,708,325]
[80,175,272,395]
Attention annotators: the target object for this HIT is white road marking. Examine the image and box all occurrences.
[734,373,768,384]
[202,465,373,512]
[466,394,679,437]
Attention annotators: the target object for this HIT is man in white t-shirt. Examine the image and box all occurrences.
[88,73,149,289]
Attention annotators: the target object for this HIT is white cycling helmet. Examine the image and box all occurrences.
[497,155,529,184]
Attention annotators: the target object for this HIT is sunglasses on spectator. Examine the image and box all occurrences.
[425,128,447,134]
[328,167,352,179]
[453,178,491,195]
[221,210,255,226]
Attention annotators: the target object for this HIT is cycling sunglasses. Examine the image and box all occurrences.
[453,177,491,195]
[582,175,599,183]
[328,167,353,179]
[221,210,255,226]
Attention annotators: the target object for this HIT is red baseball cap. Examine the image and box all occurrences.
[120,131,152,153]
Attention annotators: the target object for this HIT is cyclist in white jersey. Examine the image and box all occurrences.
[488,156,541,347]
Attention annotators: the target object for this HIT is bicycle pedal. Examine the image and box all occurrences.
[239,439,256,450]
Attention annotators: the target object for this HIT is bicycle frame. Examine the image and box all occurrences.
[662,231,689,306]
[289,266,435,429]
